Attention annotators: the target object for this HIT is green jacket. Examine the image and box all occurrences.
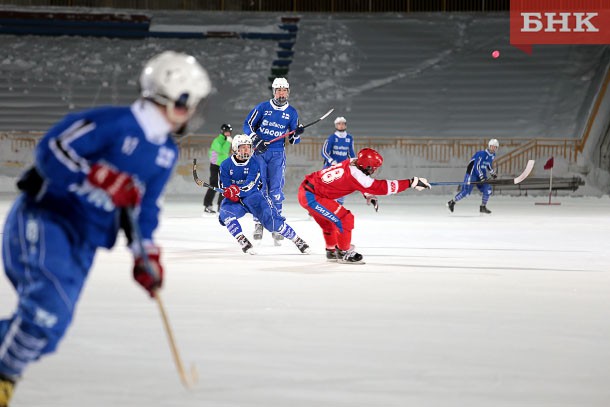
[209,133,232,165]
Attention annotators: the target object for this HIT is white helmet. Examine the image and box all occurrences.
[272,77,289,90]
[488,139,500,148]
[232,134,253,160]
[140,51,211,114]
[334,116,347,125]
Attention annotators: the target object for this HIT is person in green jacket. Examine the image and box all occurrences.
[204,123,233,213]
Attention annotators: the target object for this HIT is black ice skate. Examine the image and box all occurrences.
[480,205,492,214]
[447,200,455,213]
[326,248,337,262]
[253,223,263,240]
[236,234,256,254]
[336,249,365,265]
[204,206,216,214]
[293,237,310,254]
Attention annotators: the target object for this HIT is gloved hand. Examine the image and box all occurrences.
[223,184,241,202]
[226,136,233,143]
[364,193,379,212]
[133,245,163,297]
[489,171,498,179]
[88,163,141,207]
[295,124,305,136]
[410,177,431,191]
[288,132,300,144]
[251,133,268,153]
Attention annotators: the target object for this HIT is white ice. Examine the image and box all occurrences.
[1,193,609,407]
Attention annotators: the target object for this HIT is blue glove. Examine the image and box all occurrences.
[251,133,268,153]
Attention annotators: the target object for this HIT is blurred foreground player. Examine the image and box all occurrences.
[0,51,211,406]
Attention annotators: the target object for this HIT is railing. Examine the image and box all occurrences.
[0,131,581,177]
[0,0,510,12]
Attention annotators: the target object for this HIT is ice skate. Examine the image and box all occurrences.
[236,234,256,255]
[293,237,310,254]
[204,206,216,214]
[480,205,491,214]
[447,200,455,213]
[0,376,14,407]
[272,232,282,246]
[253,223,263,240]
[326,248,337,262]
[336,248,365,264]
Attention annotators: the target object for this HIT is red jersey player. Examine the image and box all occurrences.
[298,148,430,264]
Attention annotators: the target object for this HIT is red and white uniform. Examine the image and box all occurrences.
[298,160,414,252]
[302,160,412,198]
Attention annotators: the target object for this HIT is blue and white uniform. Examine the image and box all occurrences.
[454,148,496,205]
[0,100,176,380]
[218,155,297,240]
[243,99,299,213]
[321,131,356,168]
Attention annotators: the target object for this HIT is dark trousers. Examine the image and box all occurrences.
[203,164,223,208]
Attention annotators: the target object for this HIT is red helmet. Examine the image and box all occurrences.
[356,148,383,175]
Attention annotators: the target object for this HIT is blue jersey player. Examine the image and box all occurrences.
[218,134,309,255]
[321,116,356,205]
[0,51,211,405]
[447,139,499,214]
[243,77,304,243]
[321,116,356,168]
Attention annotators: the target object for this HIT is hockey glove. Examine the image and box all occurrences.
[251,133,269,153]
[133,245,163,297]
[88,163,141,207]
[364,193,379,212]
[295,124,305,136]
[489,170,498,179]
[410,177,431,191]
[223,184,241,202]
[16,167,44,198]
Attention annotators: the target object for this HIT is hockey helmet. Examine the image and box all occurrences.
[139,51,211,125]
[221,123,233,133]
[356,148,383,175]
[271,77,290,105]
[232,134,253,160]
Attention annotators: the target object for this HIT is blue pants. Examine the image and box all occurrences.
[219,192,296,240]
[253,150,286,214]
[454,173,492,205]
[0,197,94,380]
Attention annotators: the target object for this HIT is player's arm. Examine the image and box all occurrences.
[35,116,109,189]
[243,106,261,136]
[348,138,356,159]
[288,109,303,144]
[239,161,262,198]
[321,137,336,165]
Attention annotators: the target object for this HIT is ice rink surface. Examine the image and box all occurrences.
[1,193,609,407]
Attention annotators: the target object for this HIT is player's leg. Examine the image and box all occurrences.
[0,204,93,400]
[253,194,310,253]
[203,164,219,213]
[448,173,474,212]
[251,154,268,240]
[218,202,254,253]
[267,151,286,214]
[478,184,493,214]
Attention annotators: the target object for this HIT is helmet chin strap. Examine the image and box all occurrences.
[165,101,195,129]
[273,97,287,106]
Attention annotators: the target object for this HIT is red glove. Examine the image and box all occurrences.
[223,184,241,202]
[133,245,163,297]
[88,163,141,207]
